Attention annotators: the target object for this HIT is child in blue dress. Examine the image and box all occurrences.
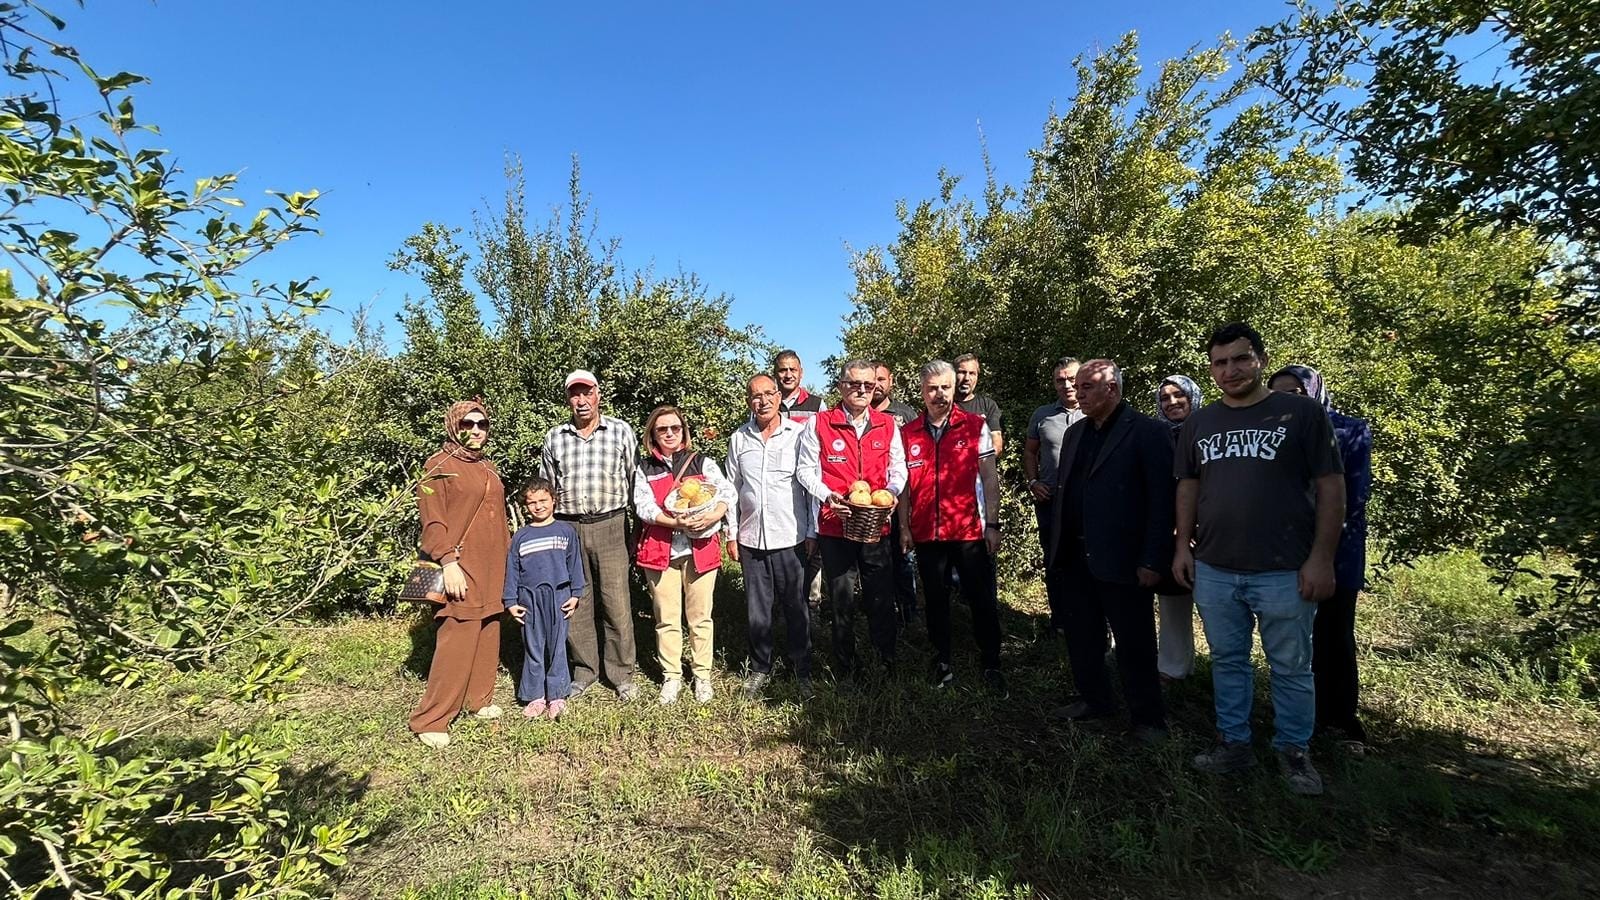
[502,476,584,719]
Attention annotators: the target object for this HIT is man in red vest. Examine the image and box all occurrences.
[898,360,1006,697]
[797,358,908,680]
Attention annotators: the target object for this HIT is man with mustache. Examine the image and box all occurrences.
[540,370,641,702]
[726,373,816,700]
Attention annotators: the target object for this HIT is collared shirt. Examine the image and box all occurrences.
[632,454,737,559]
[726,417,814,549]
[796,406,908,502]
[780,387,827,424]
[540,415,638,516]
[875,399,917,427]
[1028,401,1085,485]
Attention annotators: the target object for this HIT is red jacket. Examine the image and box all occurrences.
[635,451,724,574]
[814,407,897,539]
[901,408,987,543]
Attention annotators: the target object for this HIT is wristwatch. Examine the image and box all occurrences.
[986,522,1002,531]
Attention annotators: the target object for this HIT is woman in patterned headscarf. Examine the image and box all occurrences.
[1153,374,1204,680]
[1271,364,1373,745]
[409,399,510,749]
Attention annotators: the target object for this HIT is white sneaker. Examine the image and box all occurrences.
[659,678,684,706]
[693,676,714,703]
[417,731,450,749]
[474,705,502,720]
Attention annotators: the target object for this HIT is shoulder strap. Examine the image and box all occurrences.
[670,450,698,486]
[453,468,493,556]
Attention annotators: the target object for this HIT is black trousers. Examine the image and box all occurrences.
[742,543,812,677]
[1314,586,1364,737]
[889,516,918,621]
[818,534,898,674]
[1036,502,1069,631]
[916,539,1002,670]
[1056,543,1165,728]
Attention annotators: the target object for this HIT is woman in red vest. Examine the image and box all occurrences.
[632,405,735,704]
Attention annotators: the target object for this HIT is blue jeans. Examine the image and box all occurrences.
[1192,561,1317,750]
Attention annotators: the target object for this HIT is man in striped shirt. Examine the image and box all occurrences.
[540,369,641,701]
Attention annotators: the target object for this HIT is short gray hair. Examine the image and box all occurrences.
[919,359,955,382]
[839,358,877,381]
[1083,358,1124,393]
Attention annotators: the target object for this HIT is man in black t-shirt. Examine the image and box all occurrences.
[955,354,1004,458]
[1173,322,1345,797]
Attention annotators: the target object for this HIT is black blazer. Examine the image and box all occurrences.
[1047,402,1176,585]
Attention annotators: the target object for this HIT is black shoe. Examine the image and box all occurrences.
[931,662,955,689]
[982,668,1008,699]
[1128,723,1170,746]
[1048,699,1111,722]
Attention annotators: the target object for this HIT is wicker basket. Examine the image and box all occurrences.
[841,501,893,543]
[665,484,720,519]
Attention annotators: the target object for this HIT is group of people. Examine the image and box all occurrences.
[406,322,1371,797]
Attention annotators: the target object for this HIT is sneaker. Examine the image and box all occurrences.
[1278,746,1324,796]
[742,671,770,701]
[796,676,815,700]
[545,698,567,720]
[658,678,683,706]
[931,662,955,689]
[1048,700,1111,722]
[981,668,1009,699]
[416,731,450,749]
[473,704,503,720]
[616,682,640,703]
[522,699,547,719]
[1192,740,1256,775]
[567,680,593,700]
[693,676,714,703]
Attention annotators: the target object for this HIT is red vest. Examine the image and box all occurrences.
[815,407,897,538]
[901,408,985,543]
[635,451,724,574]
[783,387,824,425]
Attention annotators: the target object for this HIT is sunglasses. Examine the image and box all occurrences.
[655,423,684,434]
[460,418,489,431]
[843,380,875,392]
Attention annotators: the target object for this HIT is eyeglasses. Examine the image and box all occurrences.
[843,381,875,392]
[655,424,684,434]
[460,419,489,431]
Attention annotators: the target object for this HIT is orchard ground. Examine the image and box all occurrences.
[96,553,1600,898]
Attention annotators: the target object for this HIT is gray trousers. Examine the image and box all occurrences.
[566,513,636,687]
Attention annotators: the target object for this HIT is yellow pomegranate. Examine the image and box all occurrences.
[870,490,894,508]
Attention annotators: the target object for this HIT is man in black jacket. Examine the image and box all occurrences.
[1047,359,1174,740]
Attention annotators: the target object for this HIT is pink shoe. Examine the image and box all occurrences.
[545,698,567,720]
[522,699,547,718]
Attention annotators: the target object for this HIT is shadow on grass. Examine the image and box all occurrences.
[781,591,1600,897]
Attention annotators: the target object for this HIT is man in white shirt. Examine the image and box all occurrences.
[797,359,909,680]
[727,374,816,700]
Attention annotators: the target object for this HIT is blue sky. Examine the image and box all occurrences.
[64,0,1293,375]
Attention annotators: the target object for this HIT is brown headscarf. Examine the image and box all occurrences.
[442,399,489,462]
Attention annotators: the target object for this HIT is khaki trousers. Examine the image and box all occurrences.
[409,613,501,734]
[645,558,717,681]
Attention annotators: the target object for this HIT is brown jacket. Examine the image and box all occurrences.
[418,450,508,620]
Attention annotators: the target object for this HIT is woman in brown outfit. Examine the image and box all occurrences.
[409,399,510,748]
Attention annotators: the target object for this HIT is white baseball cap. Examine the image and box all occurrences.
[564,369,598,390]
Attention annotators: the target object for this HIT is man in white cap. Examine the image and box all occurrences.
[540,369,641,701]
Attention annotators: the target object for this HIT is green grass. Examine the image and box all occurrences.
[80,554,1600,898]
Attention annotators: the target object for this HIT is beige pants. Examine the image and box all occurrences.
[646,558,718,681]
